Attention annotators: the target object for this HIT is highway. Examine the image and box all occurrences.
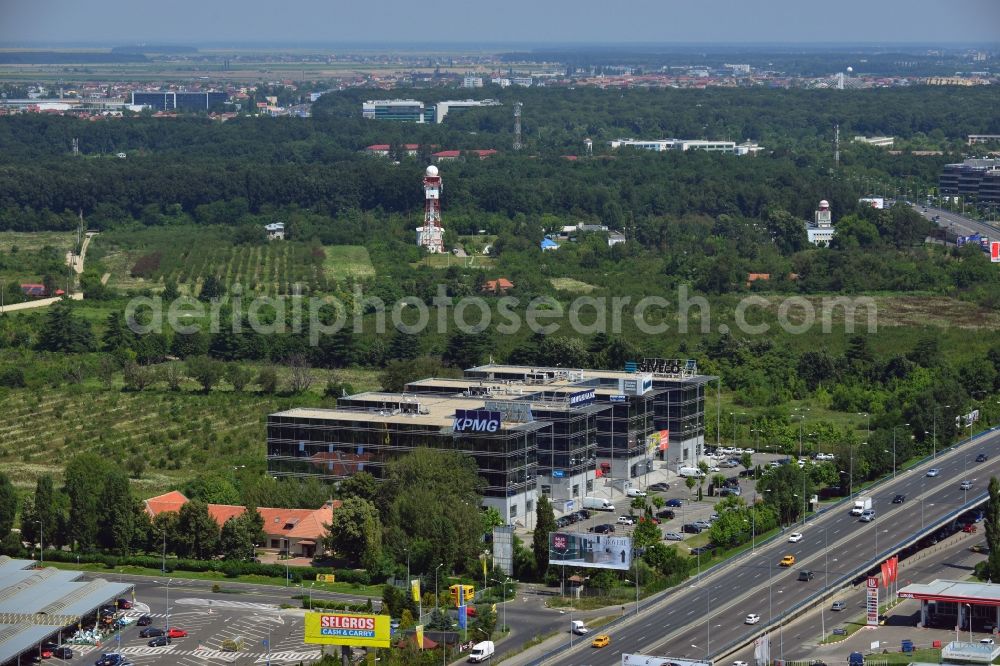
[916,203,999,239]
[536,427,1000,666]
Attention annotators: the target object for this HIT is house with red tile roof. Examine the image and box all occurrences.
[143,491,340,558]
[482,278,514,294]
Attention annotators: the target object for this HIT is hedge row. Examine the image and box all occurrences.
[302,598,374,611]
[28,548,378,585]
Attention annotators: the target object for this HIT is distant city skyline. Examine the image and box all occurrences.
[2,0,999,46]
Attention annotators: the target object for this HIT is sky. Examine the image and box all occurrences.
[1,0,998,46]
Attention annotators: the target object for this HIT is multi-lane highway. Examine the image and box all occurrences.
[917,203,999,239]
[536,426,1000,666]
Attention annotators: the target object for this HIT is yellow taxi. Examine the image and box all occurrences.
[592,635,611,648]
[779,554,796,567]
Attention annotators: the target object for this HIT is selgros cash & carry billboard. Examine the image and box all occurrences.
[304,612,391,648]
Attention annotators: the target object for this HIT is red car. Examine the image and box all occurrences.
[963,524,978,533]
[167,628,187,638]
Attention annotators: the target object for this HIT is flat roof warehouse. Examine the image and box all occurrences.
[0,556,133,664]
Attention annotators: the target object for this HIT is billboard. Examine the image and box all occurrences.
[634,358,699,376]
[622,655,712,666]
[569,389,596,407]
[992,241,1000,263]
[304,612,391,648]
[549,531,633,570]
[866,576,879,626]
[646,430,669,454]
[453,409,501,433]
[620,374,653,396]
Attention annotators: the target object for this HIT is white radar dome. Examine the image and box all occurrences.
[846,66,853,73]
[425,165,439,177]
[819,199,830,208]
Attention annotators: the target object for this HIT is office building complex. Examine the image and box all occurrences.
[267,360,713,523]
[362,98,501,124]
[131,91,227,111]
[939,159,1000,204]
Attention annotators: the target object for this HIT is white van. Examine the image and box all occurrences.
[468,640,495,662]
[678,466,705,478]
[625,488,647,498]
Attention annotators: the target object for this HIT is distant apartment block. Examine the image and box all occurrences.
[362,98,501,124]
[463,76,484,88]
[968,135,1000,146]
[131,91,228,111]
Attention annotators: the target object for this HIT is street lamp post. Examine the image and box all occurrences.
[435,564,443,612]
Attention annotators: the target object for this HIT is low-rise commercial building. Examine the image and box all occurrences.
[940,158,1000,204]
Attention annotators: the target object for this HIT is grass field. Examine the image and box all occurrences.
[413,253,495,270]
[0,231,76,253]
[550,277,598,293]
[323,245,376,280]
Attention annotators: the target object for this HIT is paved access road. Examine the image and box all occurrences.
[535,427,1000,666]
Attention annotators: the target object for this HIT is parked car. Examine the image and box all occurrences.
[961,480,973,491]
[617,516,635,526]
[718,487,741,497]
[649,482,671,492]
[779,555,796,567]
[575,509,592,521]
[94,655,130,666]
[892,494,905,504]
[663,532,684,541]
[797,570,815,581]
[745,613,761,625]
[665,498,683,508]
[148,636,172,647]
[41,643,73,659]
[656,509,676,520]
[690,545,716,556]
[591,523,615,534]
[926,468,940,477]
[693,520,712,530]
[682,523,703,534]
[831,601,847,611]
[976,454,989,463]
[138,627,164,638]
[166,628,187,638]
[136,615,152,626]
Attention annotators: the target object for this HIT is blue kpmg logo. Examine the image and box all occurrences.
[453,409,502,433]
[568,389,596,407]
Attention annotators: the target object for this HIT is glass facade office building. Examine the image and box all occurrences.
[131,91,228,111]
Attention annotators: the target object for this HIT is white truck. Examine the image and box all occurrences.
[583,497,615,511]
[468,640,495,662]
[571,620,589,635]
[678,466,705,478]
[850,497,872,516]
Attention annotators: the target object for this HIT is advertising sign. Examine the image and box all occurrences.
[991,241,1000,263]
[492,525,514,576]
[549,531,633,570]
[453,409,501,433]
[635,358,698,376]
[622,655,712,666]
[304,612,391,648]
[315,574,336,583]
[610,394,628,403]
[569,389,596,407]
[866,576,879,626]
[620,374,653,396]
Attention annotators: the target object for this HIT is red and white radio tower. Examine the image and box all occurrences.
[415,165,445,253]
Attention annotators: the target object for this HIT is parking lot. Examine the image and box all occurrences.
[543,448,809,549]
[40,581,322,666]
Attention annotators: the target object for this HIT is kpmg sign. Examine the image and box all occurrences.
[569,389,596,407]
[453,409,502,433]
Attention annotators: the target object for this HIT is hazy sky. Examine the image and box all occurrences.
[2,0,998,46]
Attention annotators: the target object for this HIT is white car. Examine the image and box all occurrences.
[816,453,834,461]
[733,661,749,666]
[743,449,754,455]
[745,613,761,625]
[788,532,803,543]
[617,516,635,526]
[926,468,940,477]
[961,480,973,491]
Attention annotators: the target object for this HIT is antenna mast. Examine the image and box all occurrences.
[513,102,523,151]
[834,123,840,168]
